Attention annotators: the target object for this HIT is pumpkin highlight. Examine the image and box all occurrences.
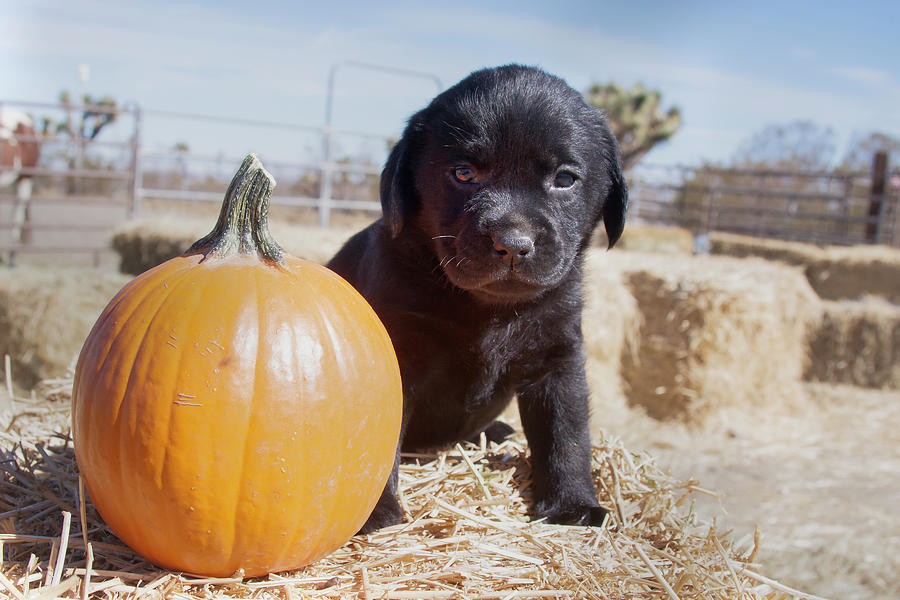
[72,154,402,577]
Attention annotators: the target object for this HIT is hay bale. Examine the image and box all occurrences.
[111,218,359,274]
[581,252,642,422]
[595,223,695,254]
[807,245,900,303]
[111,218,204,275]
[2,380,787,599]
[710,231,900,303]
[805,298,900,389]
[709,231,823,266]
[603,252,822,422]
[271,221,359,265]
[0,267,131,389]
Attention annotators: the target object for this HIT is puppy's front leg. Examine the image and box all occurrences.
[517,355,606,526]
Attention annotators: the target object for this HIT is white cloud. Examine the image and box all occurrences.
[832,66,892,87]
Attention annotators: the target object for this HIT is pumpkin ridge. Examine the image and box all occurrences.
[89,261,193,396]
[101,262,194,448]
[118,264,204,475]
[114,262,215,562]
[309,277,351,555]
[73,260,201,564]
[154,266,216,483]
[270,267,321,569]
[263,278,307,570]
[225,264,263,569]
[157,265,251,569]
[73,261,195,514]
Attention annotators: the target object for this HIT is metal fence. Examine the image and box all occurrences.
[1,98,899,267]
[628,162,899,247]
[0,99,390,265]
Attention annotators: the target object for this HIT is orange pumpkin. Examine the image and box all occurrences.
[72,154,402,577]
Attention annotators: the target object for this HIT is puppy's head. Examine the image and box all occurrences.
[382,64,627,304]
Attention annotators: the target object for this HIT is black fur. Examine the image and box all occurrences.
[327,65,628,532]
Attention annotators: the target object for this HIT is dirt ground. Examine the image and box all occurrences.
[605,382,900,600]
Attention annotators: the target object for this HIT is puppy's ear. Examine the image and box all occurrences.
[380,136,414,238]
[603,159,628,249]
[594,112,628,249]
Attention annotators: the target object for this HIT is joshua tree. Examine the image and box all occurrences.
[41,90,118,141]
[586,82,682,170]
[40,90,119,193]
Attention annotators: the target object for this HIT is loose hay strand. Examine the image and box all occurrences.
[0,570,26,600]
[734,566,833,600]
[4,354,13,400]
[80,543,92,600]
[50,511,71,587]
[455,442,493,500]
[634,543,681,600]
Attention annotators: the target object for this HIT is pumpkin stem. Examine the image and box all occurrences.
[185,153,285,265]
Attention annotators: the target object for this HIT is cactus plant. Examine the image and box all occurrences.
[586,82,682,170]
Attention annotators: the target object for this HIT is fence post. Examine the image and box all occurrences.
[319,62,339,229]
[839,175,852,239]
[318,61,443,229]
[893,179,900,247]
[867,151,888,243]
[318,126,334,228]
[706,187,720,236]
[129,105,143,218]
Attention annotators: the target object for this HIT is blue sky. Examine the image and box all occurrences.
[2,0,899,168]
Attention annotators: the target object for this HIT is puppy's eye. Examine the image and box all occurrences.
[553,171,577,189]
[453,166,477,183]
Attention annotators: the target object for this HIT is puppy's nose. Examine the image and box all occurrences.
[492,232,534,264]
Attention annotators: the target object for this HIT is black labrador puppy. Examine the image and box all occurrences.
[327,64,627,532]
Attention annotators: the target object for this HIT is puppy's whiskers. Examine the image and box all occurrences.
[432,234,457,240]
[439,254,458,270]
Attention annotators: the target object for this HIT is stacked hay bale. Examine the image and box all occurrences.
[809,245,900,303]
[111,218,206,275]
[594,222,695,254]
[582,252,642,412]
[806,298,900,389]
[710,231,900,390]
[710,231,900,303]
[596,252,822,422]
[709,231,822,266]
[112,218,359,275]
[0,267,131,389]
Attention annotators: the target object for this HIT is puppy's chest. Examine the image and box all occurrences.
[476,316,544,367]
[457,315,554,404]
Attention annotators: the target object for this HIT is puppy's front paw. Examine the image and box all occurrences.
[468,421,516,445]
[357,494,404,534]
[535,500,608,527]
